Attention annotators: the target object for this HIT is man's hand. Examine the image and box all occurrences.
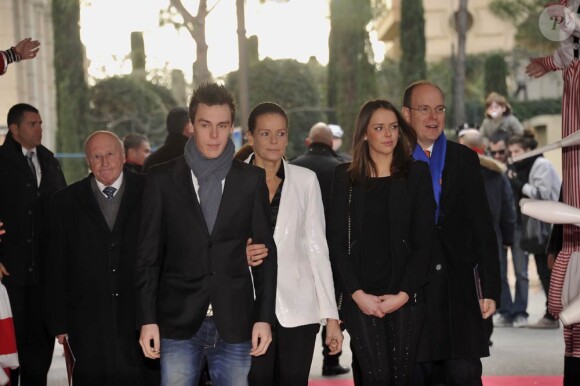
[0,263,9,280]
[378,292,409,314]
[139,324,161,359]
[246,238,268,267]
[352,290,385,318]
[13,38,40,61]
[324,320,343,355]
[0,221,5,241]
[480,298,496,319]
[250,322,272,357]
[526,58,549,79]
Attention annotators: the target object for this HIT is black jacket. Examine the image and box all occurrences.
[142,133,189,173]
[328,160,436,301]
[45,171,155,385]
[416,141,501,361]
[290,143,343,221]
[0,131,66,287]
[135,157,277,343]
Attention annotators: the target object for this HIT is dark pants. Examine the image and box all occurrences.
[564,356,580,386]
[248,320,319,386]
[343,298,425,386]
[414,358,483,386]
[6,284,54,386]
[534,252,557,320]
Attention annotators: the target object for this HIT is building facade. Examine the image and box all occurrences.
[0,0,57,150]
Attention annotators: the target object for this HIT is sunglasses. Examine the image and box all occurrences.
[490,149,506,156]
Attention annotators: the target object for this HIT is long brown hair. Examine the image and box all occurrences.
[348,99,416,185]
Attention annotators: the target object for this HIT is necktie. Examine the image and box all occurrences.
[102,186,117,199]
[26,151,37,180]
[424,149,431,158]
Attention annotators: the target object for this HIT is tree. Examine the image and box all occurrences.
[162,0,212,86]
[52,0,91,183]
[400,0,427,87]
[225,58,323,159]
[328,0,376,149]
[489,0,559,55]
[484,53,508,97]
[89,76,178,146]
[452,0,468,127]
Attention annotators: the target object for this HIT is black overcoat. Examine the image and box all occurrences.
[45,171,154,385]
[416,141,501,361]
[0,131,66,286]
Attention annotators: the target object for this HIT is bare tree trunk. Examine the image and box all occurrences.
[170,0,212,86]
[453,0,468,127]
[237,0,249,132]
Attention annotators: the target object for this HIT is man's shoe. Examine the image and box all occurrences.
[493,314,513,327]
[322,364,351,376]
[527,316,560,329]
[513,315,528,328]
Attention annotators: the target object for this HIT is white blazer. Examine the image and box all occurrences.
[246,157,339,327]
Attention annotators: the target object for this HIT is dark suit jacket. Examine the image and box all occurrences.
[142,133,189,173]
[328,160,436,300]
[416,141,501,362]
[45,172,154,385]
[135,156,277,343]
[0,131,66,286]
[290,143,343,222]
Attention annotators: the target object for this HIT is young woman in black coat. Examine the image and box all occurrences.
[328,100,436,386]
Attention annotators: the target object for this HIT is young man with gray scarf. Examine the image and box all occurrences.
[136,82,278,386]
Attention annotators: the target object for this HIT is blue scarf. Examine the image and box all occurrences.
[412,132,447,221]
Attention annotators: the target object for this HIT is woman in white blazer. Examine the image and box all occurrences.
[241,102,343,386]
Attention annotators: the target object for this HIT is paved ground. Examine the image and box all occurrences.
[46,254,565,384]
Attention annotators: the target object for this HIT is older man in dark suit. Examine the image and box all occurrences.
[136,83,277,386]
[45,131,156,385]
[0,103,66,386]
[401,81,501,385]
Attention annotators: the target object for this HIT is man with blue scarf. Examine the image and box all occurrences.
[402,81,501,386]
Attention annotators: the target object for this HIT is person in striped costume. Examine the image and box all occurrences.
[526,1,580,384]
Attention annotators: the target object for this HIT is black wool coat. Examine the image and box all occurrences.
[416,141,501,362]
[0,131,66,287]
[44,171,156,386]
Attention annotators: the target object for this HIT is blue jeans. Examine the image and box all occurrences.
[160,317,251,386]
[499,225,529,319]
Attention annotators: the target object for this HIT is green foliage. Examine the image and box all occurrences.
[511,98,562,121]
[131,32,146,73]
[225,58,323,159]
[52,0,91,183]
[89,76,178,147]
[489,0,559,56]
[376,59,404,108]
[328,0,376,150]
[400,0,427,87]
[484,54,508,97]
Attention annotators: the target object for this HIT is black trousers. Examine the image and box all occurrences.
[343,298,425,386]
[414,358,483,386]
[248,319,319,386]
[534,253,557,320]
[564,356,580,386]
[6,284,54,386]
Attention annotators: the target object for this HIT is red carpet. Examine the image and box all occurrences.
[309,376,563,385]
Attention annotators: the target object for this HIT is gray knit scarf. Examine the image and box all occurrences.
[184,137,235,233]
